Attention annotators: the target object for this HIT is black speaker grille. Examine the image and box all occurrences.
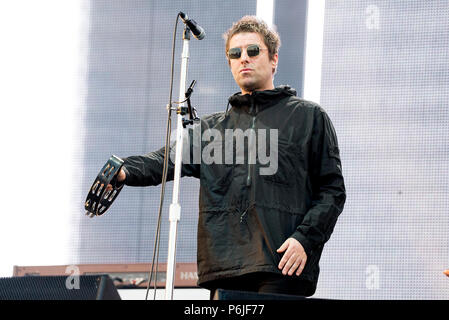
[0,275,120,300]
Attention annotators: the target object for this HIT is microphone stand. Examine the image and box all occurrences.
[164,25,191,300]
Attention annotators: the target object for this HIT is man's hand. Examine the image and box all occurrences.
[117,168,126,182]
[106,168,126,191]
[276,238,307,276]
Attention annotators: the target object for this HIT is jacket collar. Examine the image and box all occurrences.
[228,85,297,114]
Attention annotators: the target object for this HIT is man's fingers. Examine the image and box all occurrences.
[105,168,126,192]
[295,256,307,276]
[277,238,308,276]
[287,260,299,276]
[279,250,296,273]
[278,250,291,270]
[276,241,288,253]
[282,252,298,275]
[277,241,289,270]
[278,250,307,276]
[284,254,307,276]
[117,168,126,182]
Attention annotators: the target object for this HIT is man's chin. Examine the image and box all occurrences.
[239,83,257,94]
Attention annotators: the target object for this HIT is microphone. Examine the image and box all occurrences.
[179,12,205,40]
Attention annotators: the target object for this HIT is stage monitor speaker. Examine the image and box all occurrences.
[213,288,309,300]
[0,274,121,300]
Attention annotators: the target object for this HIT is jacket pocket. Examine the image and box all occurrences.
[260,139,303,187]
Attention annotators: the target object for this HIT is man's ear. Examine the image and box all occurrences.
[271,53,279,74]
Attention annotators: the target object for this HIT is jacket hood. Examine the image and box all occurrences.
[228,85,297,113]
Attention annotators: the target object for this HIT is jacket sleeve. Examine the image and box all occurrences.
[121,128,200,187]
[291,108,346,256]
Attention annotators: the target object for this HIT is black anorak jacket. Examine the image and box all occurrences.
[122,86,346,291]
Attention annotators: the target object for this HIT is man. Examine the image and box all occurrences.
[115,16,345,298]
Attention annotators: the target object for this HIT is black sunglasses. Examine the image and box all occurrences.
[227,44,266,59]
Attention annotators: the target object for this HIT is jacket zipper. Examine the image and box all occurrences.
[240,207,248,223]
[246,99,257,187]
[242,97,257,223]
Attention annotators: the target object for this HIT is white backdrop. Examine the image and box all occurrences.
[311,0,449,299]
[0,1,86,277]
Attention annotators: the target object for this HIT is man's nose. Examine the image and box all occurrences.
[239,48,250,62]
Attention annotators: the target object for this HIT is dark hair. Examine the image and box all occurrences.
[223,15,281,61]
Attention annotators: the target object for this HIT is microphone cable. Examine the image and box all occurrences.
[144,12,181,301]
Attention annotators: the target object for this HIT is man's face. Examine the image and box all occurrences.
[228,32,278,95]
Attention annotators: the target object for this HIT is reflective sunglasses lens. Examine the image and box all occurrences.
[228,47,241,59]
[247,44,260,57]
